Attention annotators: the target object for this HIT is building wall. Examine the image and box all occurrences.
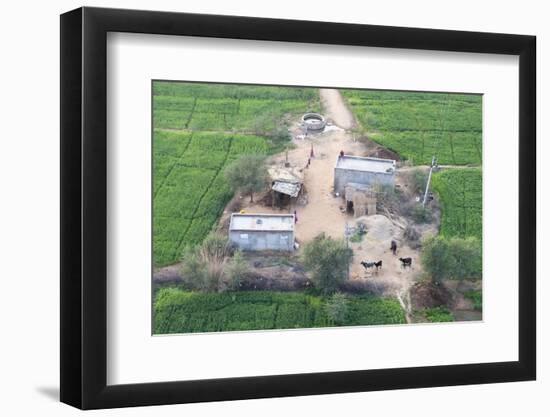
[229,230,294,251]
[334,168,394,194]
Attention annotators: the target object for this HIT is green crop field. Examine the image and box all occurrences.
[153,289,406,334]
[153,130,269,266]
[342,89,482,166]
[431,168,482,240]
[153,82,320,266]
[153,82,320,132]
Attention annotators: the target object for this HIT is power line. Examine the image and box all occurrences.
[423,95,450,206]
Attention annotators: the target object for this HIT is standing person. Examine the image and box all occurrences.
[294,210,298,224]
[390,240,397,255]
[306,157,311,168]
[310,144,314,158]
[340,150,344,158]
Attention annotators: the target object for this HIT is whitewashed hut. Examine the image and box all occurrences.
[334,155,396,195]
[229,213,295,251]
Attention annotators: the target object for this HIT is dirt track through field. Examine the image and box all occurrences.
[320,88,357,129]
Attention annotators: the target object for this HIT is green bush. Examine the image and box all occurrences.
[325,293,349,325]
[421,235,482,283]
[180,233,248,293]
[411,168,428,194]
[464,290,482,311]
[411,204,433,224]
[424,307,454,323]
[302,234,353,295]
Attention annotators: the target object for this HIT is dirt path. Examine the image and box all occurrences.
[230,88,429,304]
[320,89,357,130]
[245,129,364,242]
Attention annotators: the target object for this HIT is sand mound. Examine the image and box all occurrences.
[354,214,401,242]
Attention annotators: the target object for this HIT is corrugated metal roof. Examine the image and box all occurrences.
[272,180,301,197]
[268,167,303,183]
[229,213,295,232]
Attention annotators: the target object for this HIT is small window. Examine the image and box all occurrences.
[256,219,263,225]
[240,234,248,239]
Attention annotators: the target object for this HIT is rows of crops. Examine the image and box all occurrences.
[341,89,482,166]
[154,81,320,132]
[153,81,319,266]
[154,289,406,334]
[153,129,269,266]
[431,168,482,239]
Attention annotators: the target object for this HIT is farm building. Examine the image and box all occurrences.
[334,155,396,195]
[268,166,303,207]
[344,183,377,217]
[229,213,295,251]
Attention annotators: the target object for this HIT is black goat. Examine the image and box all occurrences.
[399,257,412,268]
[361,260,383,271]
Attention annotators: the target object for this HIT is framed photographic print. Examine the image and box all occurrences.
[60,6,536,409]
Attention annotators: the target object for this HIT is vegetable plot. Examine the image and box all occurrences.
[431,168,482,240]
[342,89,482,166]
[154,289,406,334]
[153,130,268,266]
[154,82,320,133]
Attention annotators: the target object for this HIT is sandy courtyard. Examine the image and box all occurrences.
[229,89,424,307]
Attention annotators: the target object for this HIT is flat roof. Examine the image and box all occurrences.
[335,155,395,174]
[229,213,295,232]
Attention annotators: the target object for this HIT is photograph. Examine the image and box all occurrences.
[152,81,483,334]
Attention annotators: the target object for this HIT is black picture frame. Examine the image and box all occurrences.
[60,6,536,410]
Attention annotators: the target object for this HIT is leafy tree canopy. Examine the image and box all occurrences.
[301,233,353,295]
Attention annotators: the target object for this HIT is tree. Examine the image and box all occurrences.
[325,292,349,325]
[180,233,249,292]
[301,233,353,294]
[421,236,482,284]
[252,110,279,136]
[268,125,292,146]
[224,155,268,202]
[225,250,249,291]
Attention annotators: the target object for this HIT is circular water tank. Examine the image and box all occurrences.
[302,113,326,131]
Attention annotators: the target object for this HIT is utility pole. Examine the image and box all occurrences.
[422,156,436,207]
